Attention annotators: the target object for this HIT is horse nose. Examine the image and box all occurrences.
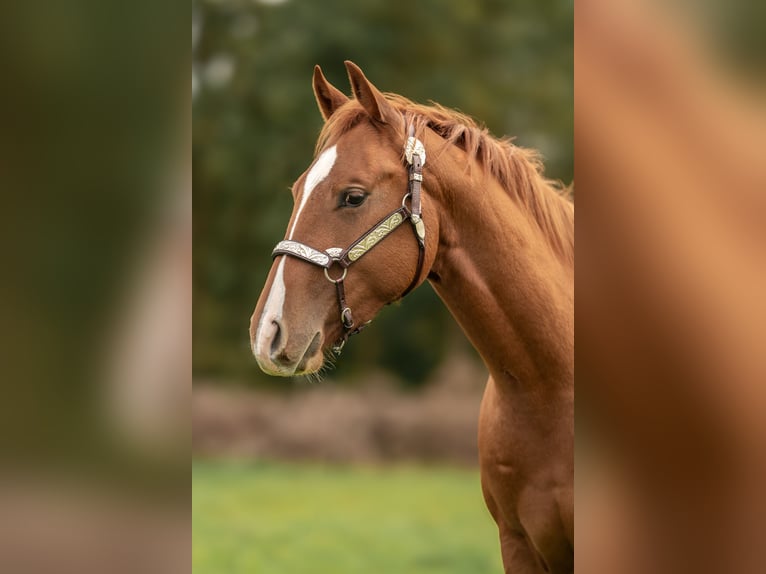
[254,315,294,374]
[266,318,297,367]
[252,314,285,360]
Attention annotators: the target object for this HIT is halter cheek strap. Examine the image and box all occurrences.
[271,126,426,354]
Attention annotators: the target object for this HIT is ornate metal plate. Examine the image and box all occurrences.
[272,240,331,267]
[347,212,404,262]
[404,137,426,166]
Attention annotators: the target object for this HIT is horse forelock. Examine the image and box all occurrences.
[315,94,574,263]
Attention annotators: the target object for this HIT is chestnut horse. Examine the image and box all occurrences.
[250,61,573,573]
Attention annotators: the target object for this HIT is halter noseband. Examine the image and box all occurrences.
[271,126,427,354]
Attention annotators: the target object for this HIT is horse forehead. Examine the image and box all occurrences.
[295,145,358,196]
[289,144,338,240]
[298,145,337,193]
[293,124,400,201]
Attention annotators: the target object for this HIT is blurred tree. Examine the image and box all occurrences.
[193,0,572,387]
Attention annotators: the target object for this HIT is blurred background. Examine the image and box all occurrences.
[192,0,573,385]
[192,0,571,572]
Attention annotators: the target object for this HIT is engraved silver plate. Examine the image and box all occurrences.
[347,212,404,261]
[411,215,426,241]
[325,247,343,258]
[404,137,426,166]
[272,240,330,267]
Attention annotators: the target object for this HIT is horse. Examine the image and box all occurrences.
[249,61,574,573]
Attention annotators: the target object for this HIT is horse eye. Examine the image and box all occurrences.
[341,190,367,208]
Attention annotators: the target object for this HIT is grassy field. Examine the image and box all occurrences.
[193,461,503,574]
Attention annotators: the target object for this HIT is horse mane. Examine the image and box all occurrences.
[316,94,574,263]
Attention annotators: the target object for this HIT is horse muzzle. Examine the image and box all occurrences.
[252,316,323,376]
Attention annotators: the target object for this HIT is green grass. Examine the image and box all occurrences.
[193,461,503,574]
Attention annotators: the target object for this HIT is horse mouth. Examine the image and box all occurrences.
[254,329,324,377]
[295,331,323,373]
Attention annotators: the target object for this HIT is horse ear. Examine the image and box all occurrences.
[344,61,397,125]
[313,65,349,121]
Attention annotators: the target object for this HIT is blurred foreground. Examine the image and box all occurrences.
[0,2,189,572]
[576,1,766,572]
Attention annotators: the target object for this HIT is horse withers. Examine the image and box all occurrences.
[250,62,574,574]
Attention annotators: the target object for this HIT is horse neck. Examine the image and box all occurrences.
[426,142,574,395]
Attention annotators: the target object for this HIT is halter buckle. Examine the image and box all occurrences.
[341,307,354,329]
[412,215,426,242]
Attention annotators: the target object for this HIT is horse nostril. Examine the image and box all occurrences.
[270,319,283,355]
[274,351,291,365]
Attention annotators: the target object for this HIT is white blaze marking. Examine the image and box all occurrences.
[254,257,286,358]
[288,145,337,239]
[254,145,337,359]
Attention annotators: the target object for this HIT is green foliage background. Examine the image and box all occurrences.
[193,0,573,387]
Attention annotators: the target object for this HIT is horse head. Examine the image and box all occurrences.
[250,62,438,376]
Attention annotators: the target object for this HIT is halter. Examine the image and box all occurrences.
[271,125,427,354]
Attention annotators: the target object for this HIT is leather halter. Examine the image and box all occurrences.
[271,126,427,354]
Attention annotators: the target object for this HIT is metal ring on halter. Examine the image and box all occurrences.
[323,265,347,284]
[341,307,353,328]
[401,192,412,209]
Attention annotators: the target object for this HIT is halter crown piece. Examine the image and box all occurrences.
[271,124,427,354]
